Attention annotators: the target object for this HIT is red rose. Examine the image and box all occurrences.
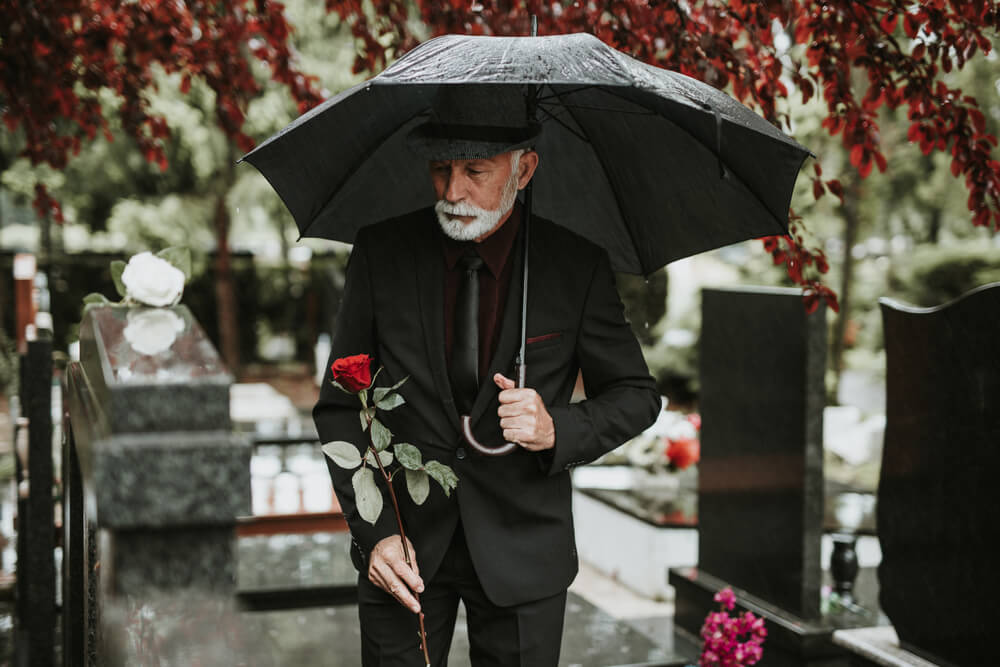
[331,354,372,393]
[666,437,700,470]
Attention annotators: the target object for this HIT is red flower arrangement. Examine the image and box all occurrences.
[664,413,701,470]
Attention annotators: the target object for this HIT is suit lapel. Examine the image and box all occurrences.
[413,215,462,432]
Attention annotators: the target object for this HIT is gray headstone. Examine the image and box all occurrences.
[697,287,826,619]
[78,305,231,434]
[69,305,252,607]
[877,282,1000,665]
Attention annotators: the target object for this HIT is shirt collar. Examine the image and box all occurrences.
[441,202,522,278]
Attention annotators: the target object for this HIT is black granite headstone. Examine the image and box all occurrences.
[696,286,826,619]
[877,282,1000,666]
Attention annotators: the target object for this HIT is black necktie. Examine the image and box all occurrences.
[451,253,484,414]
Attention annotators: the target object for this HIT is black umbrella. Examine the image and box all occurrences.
[241,32,811,453]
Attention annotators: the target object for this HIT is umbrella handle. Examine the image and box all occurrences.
[461,362,526,456]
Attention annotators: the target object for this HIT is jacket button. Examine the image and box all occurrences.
[456,447,467,460]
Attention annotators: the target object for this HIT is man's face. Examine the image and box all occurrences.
[430,151,531,242]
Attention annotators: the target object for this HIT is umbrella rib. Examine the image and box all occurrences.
[596,86,792,234]
[537,105,590,144]
[551,88,646,274]
[541,101,657,116]
[536,85,595,103]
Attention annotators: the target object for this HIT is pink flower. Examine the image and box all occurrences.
[700,588,766,667]
[714,588,736,610]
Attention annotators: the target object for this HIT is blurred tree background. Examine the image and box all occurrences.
[1,1,998,411]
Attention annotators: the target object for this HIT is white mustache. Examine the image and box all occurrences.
[435,200,493,218]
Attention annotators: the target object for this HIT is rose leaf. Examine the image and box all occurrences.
[424,461,459,497]
[321,441,362,469]
[405,469,430,505]
[393,443,423,470]
[110,260,127,299]
[370,417,392,451]
[375,391,405,411]
[352,467,383,525]
[156,246,192,281]
[365,448,394,469]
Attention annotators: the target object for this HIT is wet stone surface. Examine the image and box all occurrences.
[237,593,679,667]
[237,532,687,666]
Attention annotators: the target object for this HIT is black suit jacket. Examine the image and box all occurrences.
[313,207,659,607]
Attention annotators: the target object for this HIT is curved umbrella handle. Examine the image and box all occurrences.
[460,362,526,456]
[462,415,518,456]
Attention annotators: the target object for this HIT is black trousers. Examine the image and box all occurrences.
[358,525,567,666]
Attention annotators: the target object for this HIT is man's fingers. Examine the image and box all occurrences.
[497,401,535,417]
[371,562,421,613]
[369,535,423,613]
[493,373,516,390]
[392,559,425,594]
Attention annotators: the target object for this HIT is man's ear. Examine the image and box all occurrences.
[516,151,539,190]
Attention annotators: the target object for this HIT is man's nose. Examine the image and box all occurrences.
[443,167,467,202]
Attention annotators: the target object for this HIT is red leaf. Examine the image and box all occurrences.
[812,179,825,199]
[874,151,887,173]
[849,144,866,168]
[969,108,986,134]
[880,12,898,34]
[858,156,873,178]
[180,74,192,94]
[826,179,844,201]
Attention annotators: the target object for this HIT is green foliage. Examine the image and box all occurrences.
[888,241,1000,307]
[423,461,459,498]
[156,246,192,281]
[321,440,363,469]
[393,443,424,470]
[616,269,668,346]
[351,467,383,524]
[0,326,17,398]
[370,417,392,452]
[110,260,127,299]
[322,369,459,524]
[405,469,430,505]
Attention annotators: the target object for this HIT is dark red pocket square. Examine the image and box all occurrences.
[526,332,562,345]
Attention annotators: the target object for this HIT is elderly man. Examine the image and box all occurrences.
[314,88,659,666]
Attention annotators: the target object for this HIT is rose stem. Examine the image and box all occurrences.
[367,416,432,666]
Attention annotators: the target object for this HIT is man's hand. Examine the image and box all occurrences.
[494,373,555,451]
[369,535,424,613]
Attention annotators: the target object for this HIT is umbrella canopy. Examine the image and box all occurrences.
[242,32,811,275]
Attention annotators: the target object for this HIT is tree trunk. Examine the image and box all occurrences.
[830,172,862,402]
[213,151,241,374]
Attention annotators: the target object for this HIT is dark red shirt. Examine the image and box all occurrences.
[442,204,522,381]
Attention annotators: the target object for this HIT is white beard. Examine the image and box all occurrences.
[435,160,521,242]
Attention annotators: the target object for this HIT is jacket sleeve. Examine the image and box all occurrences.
[544,250,661,474]
[313,231,398,564]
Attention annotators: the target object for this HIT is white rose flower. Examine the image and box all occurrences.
[123,309,186,356]
[120,252,185,307]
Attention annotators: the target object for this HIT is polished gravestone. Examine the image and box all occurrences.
[670,287,881,666]
[873,283,1000,666]
[692,287,827,617]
